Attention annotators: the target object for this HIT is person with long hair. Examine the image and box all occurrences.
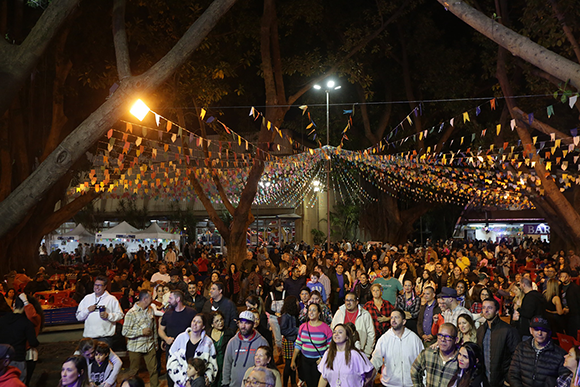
[280,295,299,387]
[416,269,436,296]
[544,278,565,333]
[208,311,234,387]
[447,342,489,387]
[363,283,394,338]
[396,279,421,333]
[457,314,477,344]
[557,345,580,387]
[167,313,218,386]
[243,346,282,387]
[317,324,374,387]
[58,356,90,387]
[290,303,332,387]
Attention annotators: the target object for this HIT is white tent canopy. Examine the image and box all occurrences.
[58,224,94,243]
[96,221,140,239]
[136,223,180,241]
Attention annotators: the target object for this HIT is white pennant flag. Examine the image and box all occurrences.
[570,95,578,109]
[155,113,160,127]
[510,119,516,131]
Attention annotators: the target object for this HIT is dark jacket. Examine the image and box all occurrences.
[417,300,441,339]
[476,316,520,387]
[509,338,568,387]
[329,272,350,306]
[0,313,39,361]
[518,290,547,338]
[280,313,299,342]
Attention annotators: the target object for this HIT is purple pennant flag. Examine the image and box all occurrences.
[528,113,534,125]
[439,123,444,133]
[571,128,578,137]
[476,106,481,116]
[539,141,545,150]
[207,116,215,123]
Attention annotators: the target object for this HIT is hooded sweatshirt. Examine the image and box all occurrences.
[221,330,268,387]
[0,366,26,386]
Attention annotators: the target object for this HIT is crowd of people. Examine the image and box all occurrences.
[1,237,580,387]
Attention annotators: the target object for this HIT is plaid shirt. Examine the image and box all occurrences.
[121,303,158,353]
[396,293,421,319]
[442,305,471,327]
[557,372,573,387]
[411,347,458,387]
[470,302,482,314]
[364,299,394,337]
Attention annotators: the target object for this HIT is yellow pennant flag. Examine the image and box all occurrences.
[496,124,501,136]
[200,108,206,120]
[463,112,470,123]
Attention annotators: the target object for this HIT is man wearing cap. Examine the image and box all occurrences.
[168,269,188,294]
[221,311,268,387]
[509,316,568,387]
[438,287,472,327]
[477,297,520,387]
[0,345,25,387]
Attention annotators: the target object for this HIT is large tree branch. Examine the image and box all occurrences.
[42,28,72,162]
[0,0,80,117]
[39,191,101,236]
[112,0,132,80]
[0,0,239,239]
[437,0,580,89]
[511,107,572,145]
[496,46,580,242]
[547,0,580,63]
[188,171,229,239]
[261,0,278,108]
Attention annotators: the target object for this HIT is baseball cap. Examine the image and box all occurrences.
[0,345,15,360]
[530,316,550,331]
[437,287,458,298]
[238,310,256,323]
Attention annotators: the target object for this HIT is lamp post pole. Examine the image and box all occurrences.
[325,90,331,253]
[313,80,340,253]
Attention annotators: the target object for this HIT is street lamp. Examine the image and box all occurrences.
[130,99,150,121]
[312,80,340,252]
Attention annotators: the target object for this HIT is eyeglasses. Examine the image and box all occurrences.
[437,333,456,341]
[243,379,270,387]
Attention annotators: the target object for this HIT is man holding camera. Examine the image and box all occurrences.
[76,275,124,347]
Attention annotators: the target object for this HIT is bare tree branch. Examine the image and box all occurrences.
[548,0,580,63]
[112,0,132,80]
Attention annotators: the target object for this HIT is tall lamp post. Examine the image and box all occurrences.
[313,80,340,252]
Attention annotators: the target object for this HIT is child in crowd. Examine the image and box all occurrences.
[89,342,115,387]
[186,358,207,387]
[306,271,326,302]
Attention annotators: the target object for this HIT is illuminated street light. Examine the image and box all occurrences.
[130,99,150,121]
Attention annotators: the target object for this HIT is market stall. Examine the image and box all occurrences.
[95,221,142,252]
[54,224,94,253]
[135,223,180,249]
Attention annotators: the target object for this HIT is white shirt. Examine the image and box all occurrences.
[151,272,170,284]
[76,291,124,338]
[371,328,424,387]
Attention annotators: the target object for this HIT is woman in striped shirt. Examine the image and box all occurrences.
[290,303,332,387]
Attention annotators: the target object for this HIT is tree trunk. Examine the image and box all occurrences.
[0,0,239,239]
[435,0,580,89]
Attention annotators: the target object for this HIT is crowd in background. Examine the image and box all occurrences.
[2,236,580,386]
